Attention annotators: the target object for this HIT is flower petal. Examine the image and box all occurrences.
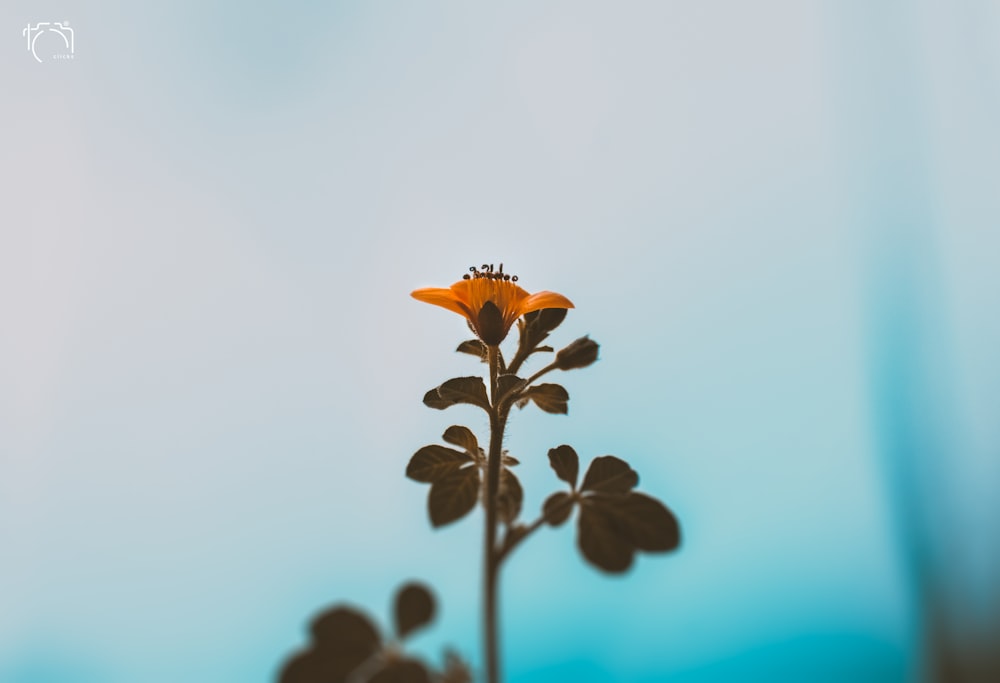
[517,290,575,316]
[448,278,529,308]
[411,287,474,319]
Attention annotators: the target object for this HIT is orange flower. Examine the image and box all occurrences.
[412,264,574,345]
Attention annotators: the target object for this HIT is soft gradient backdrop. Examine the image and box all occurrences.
[3,1,998,682]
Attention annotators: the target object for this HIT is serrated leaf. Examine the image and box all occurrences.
[406,445,474,483]
[592,492,681,552]
[496,469,524,525]
[520,383,569,414]
[428,466,481,527]
[442,425,478,455]
[547,445,579,488]
[578,502,635,573]
[456,339,487,361]
[543,492,574,527]
[394,583,435,639]
[369,659,433,683]
[428,376,490,411]
[580,455,638,494]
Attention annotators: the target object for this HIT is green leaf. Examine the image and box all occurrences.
[543,492,574,527]
[442,425,479,456]
[406,445,474,483]
[577,502,635,573]
[520,383,569,414]
[593,492,681,552]
[455,339,487,361]
[580,456,638,494]
[369,659,433,683]
[547,445,579,488]
[496,469,524,525]
[424,377,490,411]
[428,466,481,527]
[394,582,435,639]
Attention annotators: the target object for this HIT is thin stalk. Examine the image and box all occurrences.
[484,345,504,683]
[483,349,558,682]
[497,493,576,563]
[523,361,558,388]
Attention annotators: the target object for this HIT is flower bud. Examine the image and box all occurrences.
[554,336,599,370]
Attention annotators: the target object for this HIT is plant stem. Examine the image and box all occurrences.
[482,350,558,682]
[523,361,558,388]
[498,493,575,563]
[484,345,504,683]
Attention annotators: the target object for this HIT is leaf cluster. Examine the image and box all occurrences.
[426,308,599,418]
[542,446,681,573]
[422,373,571,416]
[407,426,523,528]
[279,583,470,683]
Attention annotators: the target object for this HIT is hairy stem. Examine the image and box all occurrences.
[483,349,558,682]
[484,345,504,683]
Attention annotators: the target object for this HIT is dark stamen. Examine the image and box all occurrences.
[465,263,519,283]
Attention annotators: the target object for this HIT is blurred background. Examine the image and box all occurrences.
[2,1,998,681]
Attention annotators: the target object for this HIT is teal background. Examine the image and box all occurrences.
[3,1,998,681]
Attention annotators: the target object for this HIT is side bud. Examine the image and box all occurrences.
[554,336,599,370]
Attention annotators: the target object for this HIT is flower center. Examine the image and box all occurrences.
[462,263,519,282]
